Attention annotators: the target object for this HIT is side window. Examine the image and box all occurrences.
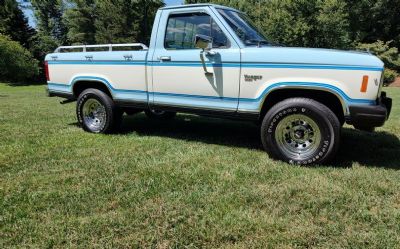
[165,12,230,50]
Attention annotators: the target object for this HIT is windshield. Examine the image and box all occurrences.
[217,9,269,47]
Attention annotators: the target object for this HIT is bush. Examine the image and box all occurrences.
[356,40,400,84]
[383,69,398,85]
[356,41,400,70]
[0,34,39,83]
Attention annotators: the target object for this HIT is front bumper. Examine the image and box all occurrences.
[348,91,392,129]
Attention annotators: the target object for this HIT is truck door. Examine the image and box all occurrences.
[150,7,241,113]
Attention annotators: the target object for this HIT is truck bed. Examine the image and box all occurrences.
[45,43,150,104]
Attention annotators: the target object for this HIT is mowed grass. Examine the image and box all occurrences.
[1,84,400,248]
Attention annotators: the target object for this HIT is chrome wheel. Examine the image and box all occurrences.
[275,114,321,160]
[82,99,106,132]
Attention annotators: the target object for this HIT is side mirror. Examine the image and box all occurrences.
[195,34,214,75]
[195,34,213,50]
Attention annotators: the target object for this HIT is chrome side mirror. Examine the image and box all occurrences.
[195,34,213,75]
[195,34,213,50]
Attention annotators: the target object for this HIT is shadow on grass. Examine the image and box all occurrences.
[71,113,400,169]
[120,113,262,150]
[332,128,400,169]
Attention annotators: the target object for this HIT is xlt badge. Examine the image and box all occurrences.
[244,75,263,82]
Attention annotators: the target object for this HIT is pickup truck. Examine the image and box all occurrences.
[45,4,392,165]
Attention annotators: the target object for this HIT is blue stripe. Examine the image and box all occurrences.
[47,60,146,65]
[47,60,383,71]
[239,82,375,105]
[47,83,71,91]
[152,91,237,101]
[240,63,383,71]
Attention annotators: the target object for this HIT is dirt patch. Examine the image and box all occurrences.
[389,77,400,87]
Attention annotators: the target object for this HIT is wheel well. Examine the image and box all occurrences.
[72,81,112,98]
[260,88,345,124]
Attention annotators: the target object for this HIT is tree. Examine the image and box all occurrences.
[0,0,35,49]
[345,0,400,48]
[94,0,163,44]
[63,0,96,44]
[30,0,68,44]
[136,0,164,44]
[94,0,139,43]
[0,34,39,82]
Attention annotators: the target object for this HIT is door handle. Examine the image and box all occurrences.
[158,56,171,61]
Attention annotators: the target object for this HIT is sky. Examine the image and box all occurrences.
[20,0,184,28]
[164,0,184,6]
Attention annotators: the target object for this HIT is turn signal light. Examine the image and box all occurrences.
[360,75,368,93]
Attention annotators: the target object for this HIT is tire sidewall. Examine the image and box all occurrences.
[76,89,114,133]
[262,99,339,165]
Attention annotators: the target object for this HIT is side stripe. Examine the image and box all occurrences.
[47,60,383,71]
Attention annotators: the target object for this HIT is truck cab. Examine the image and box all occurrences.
[45,4,392,165]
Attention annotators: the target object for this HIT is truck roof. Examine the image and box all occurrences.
[160,3,239,12]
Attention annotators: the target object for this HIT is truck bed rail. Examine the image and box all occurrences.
[54,43,148,53]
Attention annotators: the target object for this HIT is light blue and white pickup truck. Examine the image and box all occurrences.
[45,4,392,165]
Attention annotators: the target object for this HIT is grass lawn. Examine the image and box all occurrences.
[1,84,400,248]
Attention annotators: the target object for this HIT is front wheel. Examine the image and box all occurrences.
[261,98,340,165]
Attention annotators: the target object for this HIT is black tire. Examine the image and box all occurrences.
[76,88,122,133]
[144,109,176,120]
[261,98,341,165]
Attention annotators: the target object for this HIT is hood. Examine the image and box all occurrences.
[241,47,384,69]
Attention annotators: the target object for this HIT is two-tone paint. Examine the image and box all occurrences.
[46,4,384,119]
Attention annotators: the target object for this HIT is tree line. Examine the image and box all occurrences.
[0,0,164,83]
[1,0,399,84]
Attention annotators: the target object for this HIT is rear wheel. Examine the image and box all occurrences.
[76,88,122,133]
[261,98,340,165]
[145,109,176,120]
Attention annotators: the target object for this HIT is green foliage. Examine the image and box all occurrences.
[0,0,35,49]
[30,0,68,44]
[383,69,398,85]
[94,0,141,44]
[30,34,59,60]
[63,0,96,44]
[356,41,400,71]
[0,34,39,82]
[357,40,400,83]
[62,0,164,45]
[346,0,400,48]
